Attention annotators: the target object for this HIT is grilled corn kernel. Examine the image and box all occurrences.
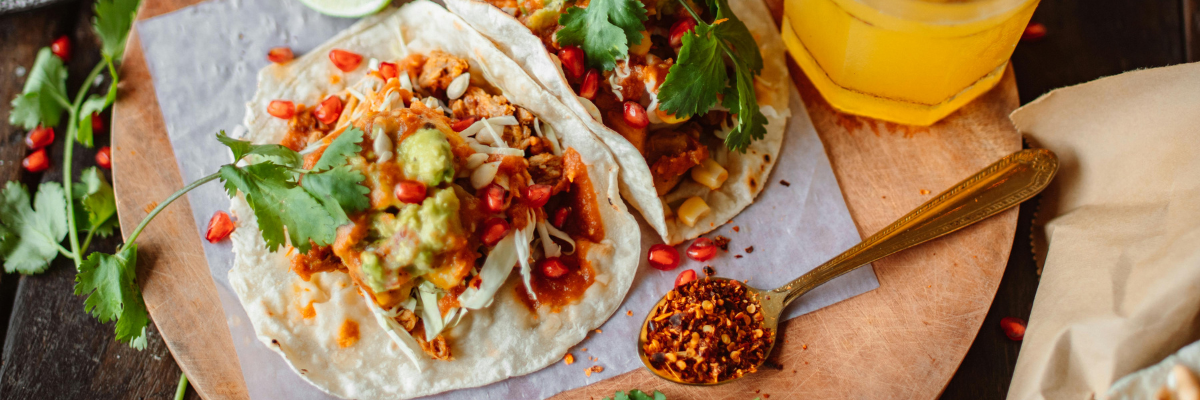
[676,196,711,227]
[630,30,652,56]
[690,158,728,190]
[655,107,690,124]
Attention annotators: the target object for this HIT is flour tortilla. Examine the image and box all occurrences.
[228,2,640,398]
[446,0,791,244]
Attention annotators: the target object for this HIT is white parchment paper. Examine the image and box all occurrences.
[136,1,879,398]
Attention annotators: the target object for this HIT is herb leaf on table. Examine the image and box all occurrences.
[0,182,69,274]
[75,244,148,349]
[8,48,69,130]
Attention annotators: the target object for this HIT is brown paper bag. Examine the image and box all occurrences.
[1006,62,1200,400]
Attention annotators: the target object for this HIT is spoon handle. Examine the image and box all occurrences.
[774,149,1058,306]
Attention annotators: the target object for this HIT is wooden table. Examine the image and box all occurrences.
[0,0,1193,398]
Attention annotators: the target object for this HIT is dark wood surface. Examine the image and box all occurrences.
[0,0,1189,399]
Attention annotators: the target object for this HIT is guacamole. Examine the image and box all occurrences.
[399,128,455,187]
[360,187,464,292]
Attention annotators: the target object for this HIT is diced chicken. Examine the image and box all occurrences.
[645,124,710,195]
[417,50,470,94]
[450,87,515,120]
[529,153,569,195]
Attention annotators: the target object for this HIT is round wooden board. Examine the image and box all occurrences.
[111,0,1019,398]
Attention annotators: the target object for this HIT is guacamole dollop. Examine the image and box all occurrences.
[360,187,463,292]
[399,128,455,187]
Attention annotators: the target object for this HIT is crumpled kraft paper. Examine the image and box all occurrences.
[1006,62,1200,400]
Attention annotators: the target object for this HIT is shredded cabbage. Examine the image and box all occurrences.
[514,211,537,301]
[542,122,562,156]
[544,220,576,254]
[536,220,561,258]
[362,293,425,370]
[459,229,519,309]
[418,281,445,339]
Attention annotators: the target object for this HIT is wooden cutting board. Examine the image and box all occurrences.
[110,0,1020,398]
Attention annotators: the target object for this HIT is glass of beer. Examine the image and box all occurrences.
[782,0,1039,126]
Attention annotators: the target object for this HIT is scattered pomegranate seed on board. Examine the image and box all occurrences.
[267,47,294,63]
[51,35,71,61]
[1001,317,1026,340]
[206,211,235,243]
[23,149,49,173]
[648,244,680,270]
[95,146,112,169]
[1022,23,1047,42]
[24,126,54,149]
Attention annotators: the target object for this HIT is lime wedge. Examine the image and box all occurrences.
[297,0,391,18]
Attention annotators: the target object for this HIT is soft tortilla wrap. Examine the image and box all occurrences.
[227,2,640,398]
[446,0,791,244]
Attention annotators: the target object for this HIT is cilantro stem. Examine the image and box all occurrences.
[174,372,188,400]
[57,244,73,259]
[80,228,97,256]
[125,172,220,246]
[677,0,704,27]
[61,61,108,269]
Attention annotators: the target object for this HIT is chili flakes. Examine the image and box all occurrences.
[641,278,773,383]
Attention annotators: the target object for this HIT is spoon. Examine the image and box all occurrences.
[637,148,1059,385]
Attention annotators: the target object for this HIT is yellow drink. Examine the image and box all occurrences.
[782,0,1038,126]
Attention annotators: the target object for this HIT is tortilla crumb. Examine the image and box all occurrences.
[627,310,633,316]
[584,365,604,376]
[564,354,575,365]
[337,320,360,348]
[733,226,740,232]
[780,180,791,187]
[803,344,808,350]
[595,329,602,333]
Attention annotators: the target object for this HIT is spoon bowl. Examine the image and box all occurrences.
[637,149,1059,385]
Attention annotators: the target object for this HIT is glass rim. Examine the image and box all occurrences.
[850,0,1037,24]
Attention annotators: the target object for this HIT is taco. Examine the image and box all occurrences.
[227,2,639,398]
[447,0,791,244]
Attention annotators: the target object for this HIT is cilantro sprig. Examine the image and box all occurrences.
[553,0,768,152]
[657,0,767,152]
[603,389,666,400]
[555,0,647,71]
[2,0,370,351]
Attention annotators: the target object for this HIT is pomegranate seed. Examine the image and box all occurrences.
[267,47,294,64]
[205,211,236,243]
[328,49,363,72]
[394,180,427,204]
[95,146,112,170]
[51,35,71,61]
[379,62,399,80]
[313,96,343,125]
[558,46,585,79]
[1000,317,1026,341]
[648,244,680,271]
[579,69,599,100]
[481,184,508,214]
[674,269,696,287]
[451,117,476,132]
[91,113,105,133]
[267,100,295,119]
[1022,23,1046,42]
[540,257,570,278]
[523,184,552,208]
[669,18,697,48]
[481,217,510,246]
[24,126,54,149]
[623,101,649,129]
[22,149,49,173]
[685,237,717,262]
[552,207,571,228]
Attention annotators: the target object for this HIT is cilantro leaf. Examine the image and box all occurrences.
[555,0,647,71]
[656,23,725,118]
[73,167,119,237]
[313,127,364,171]
[720,60,767,151]
[603,390,665,400]
[9,48,70,130]
[216,131,302,168]
[74,244,149,349]
[302,166,370,214]
[656,0,767,153]
[0,182,69,274]
[94,0,140,61]
[218,163,344,253]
